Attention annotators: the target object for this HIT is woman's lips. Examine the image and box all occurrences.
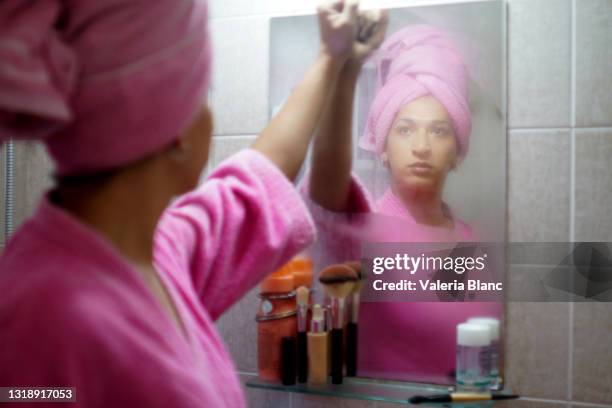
[409,162,433,169]
[408,162,434,176]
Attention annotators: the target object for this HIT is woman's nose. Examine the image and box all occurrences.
[411,130,431,157]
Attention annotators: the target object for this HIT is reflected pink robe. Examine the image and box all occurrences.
[304,178,501,384]
[0,149,315,407]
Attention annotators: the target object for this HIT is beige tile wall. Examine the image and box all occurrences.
[3,0,611,407]
[508,0,571,128]
[575,0,612,127]
[507,131,570,242]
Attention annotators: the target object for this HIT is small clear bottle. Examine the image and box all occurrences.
[456,323,491,391]
[468,317,501,389]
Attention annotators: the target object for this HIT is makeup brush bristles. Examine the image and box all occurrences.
[312,304,324,321]
[319,264,358,299]
[344,261,364,294]
[296,286,309,307]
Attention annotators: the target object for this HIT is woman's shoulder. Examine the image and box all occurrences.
[453,217,474,240]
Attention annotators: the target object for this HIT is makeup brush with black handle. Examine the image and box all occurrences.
[344,261,363,377]
[319,264,358,385]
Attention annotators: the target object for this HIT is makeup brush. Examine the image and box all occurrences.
[344,261,363,377]
[409,392,519,404]
[296,285,309,383]
[318,264,358,384]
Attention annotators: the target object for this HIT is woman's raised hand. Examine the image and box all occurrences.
[317,0,359,62]
[351,9,389,64]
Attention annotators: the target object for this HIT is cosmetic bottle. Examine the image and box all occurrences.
[291,256,313,289]
[468,317,501,389]
[257,270,297,382]
[307,304,329,384]
[456,323,491,391]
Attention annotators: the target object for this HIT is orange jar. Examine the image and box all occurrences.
[290,256,313,289]
[257,269,297,382]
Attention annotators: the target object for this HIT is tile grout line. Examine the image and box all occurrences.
[568,0,577,403]
[510,126,612,132]
[510,127,571,133]
[522,396,612,408]
[570,127,612,133]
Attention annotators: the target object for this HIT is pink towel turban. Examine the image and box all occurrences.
[359,25,471,157]
[0,0,211,175]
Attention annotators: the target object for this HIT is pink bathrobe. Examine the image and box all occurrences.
[0,149,315,407]
[304,178,501,384]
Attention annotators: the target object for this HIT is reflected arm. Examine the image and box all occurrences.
[308,62,361,212]
[252,53,344,182]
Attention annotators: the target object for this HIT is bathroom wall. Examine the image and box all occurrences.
[4,0,611,407]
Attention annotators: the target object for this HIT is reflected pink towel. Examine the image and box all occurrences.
[0,0,211,175]
[359,25,471,157]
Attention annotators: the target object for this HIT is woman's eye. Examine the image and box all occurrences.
[397,127,411,135]
[432,127,449,136]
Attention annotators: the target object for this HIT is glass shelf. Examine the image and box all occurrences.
[243,373,513,406]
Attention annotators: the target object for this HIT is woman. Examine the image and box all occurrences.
[0,1,377,406]
[307,25,500,383]
[310,25,473,234]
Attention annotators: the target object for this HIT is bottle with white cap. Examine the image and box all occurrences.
[468,317,501,389]
[456,323,491,391]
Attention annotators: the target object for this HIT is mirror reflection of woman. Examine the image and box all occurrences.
[371,94,470,238]
[307,24,500,383]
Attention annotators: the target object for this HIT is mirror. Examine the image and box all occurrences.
[270,0,506,387]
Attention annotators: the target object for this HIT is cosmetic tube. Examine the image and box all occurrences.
[307,305,329,384]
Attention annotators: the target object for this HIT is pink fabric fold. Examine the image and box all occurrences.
[0,149,316,407]
[359,25,471,157]
[375,187,473,239]
[0,0,211,175]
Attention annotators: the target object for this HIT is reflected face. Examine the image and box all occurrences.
[384,96,459,193]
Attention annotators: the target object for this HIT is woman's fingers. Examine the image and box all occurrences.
[342,0,359,23]
[357,11,378,42]
[317,0,360,60]
[366,9,389,48]
[360,10,387,42]
[350,9,389,62]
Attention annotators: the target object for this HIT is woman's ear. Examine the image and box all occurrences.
[167,135,190,163]
[451,155,463,171]
[381,152,389,168]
